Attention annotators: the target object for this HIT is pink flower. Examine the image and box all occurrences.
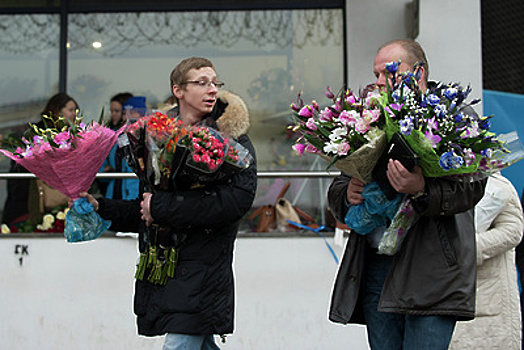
[362,109,380,123]
[339,110,357,126]
[427,117,438,131]
[193,154,201,162]
[424,130,441,148]
[293,143,306,156]
[305,144,320,154]
[299,105,314,118]
[345,95,357,105]
[319,108,334,122]
[306,118,317,131]
[355,119,371,134]
[337,142,350,156]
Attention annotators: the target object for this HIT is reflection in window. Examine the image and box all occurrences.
[66,10,343,173]
[0,9,344,227]
[0,14,60,126]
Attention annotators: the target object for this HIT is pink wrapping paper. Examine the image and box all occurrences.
[0,123,121,199]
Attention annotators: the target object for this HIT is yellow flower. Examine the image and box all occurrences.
[1,224,10,234]
[56,211,66,220]
[36,224,46,231]
[43,214,55,226]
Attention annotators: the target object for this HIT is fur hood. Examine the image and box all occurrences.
[214,90,250,139]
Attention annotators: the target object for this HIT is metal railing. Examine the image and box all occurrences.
[0,171,341,179]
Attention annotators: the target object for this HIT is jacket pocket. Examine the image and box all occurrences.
[158,263,208,313]
[436,219,457,267]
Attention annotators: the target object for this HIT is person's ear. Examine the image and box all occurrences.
[173,85,183,100]
[415,66,426,84]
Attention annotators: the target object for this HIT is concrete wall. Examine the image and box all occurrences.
[0,235,369,350]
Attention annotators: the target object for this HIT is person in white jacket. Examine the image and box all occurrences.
[450,172,524,349]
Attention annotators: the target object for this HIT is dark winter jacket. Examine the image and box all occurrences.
[328,172,486,325]
[98,90,257,336]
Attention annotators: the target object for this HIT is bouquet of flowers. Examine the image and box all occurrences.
[121,112,253,285]
[291,61,522,255]
[119,111,188,192]
[120,112,253,192]
[174,126,253,189]
[1,205,69,234]
[291,85,387,183]
[0,114,119,242]
[376,60,509,178]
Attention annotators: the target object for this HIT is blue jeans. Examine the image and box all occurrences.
[163,334,220,350]
[362,251,456,350]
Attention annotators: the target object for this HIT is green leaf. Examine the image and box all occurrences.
[303,133,324,151]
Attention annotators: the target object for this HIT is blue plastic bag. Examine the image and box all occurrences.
[344,182,402,235]
[64,198,112,243]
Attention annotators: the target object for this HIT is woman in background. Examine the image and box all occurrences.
[450,172,523,349]
[2,92,79,227]
[107,92,133,130]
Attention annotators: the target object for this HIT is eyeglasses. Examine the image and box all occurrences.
[181,80,225,89]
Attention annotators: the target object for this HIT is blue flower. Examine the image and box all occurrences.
[386,61,399,74]
[479,118,491,130]
[439,151,464,171]
[427,94,440,106]
[392,89,405,102]
[420,95,428,108]
[481,148,493,157]
[399,118,414,135]
[403,72,415,84]
[454,112,464,123]
[444,87,458,100]
[435,104,448,118]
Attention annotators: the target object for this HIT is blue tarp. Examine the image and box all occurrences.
[483,89,524,198]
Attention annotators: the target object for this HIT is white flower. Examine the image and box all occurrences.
[329,127,347,141]
[364,127,385,143]
[323,142,339,155]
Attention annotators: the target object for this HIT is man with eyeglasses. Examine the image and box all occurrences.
[79,57,257,349]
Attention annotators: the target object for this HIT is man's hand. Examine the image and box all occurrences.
[75,192,99,211]
[386,159,425,195]
[347,178,365,205]
[141,192,154,226]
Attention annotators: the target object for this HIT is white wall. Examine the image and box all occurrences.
[346,0,483,106]
[417,0,483,101]
[0,235,369,350]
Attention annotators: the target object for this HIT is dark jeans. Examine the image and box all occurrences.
[362,251,456,350]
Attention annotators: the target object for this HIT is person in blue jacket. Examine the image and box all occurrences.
[100,96,147,200]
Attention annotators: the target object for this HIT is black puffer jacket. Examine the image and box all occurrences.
[98,91,257,336]
[328,173,486,324]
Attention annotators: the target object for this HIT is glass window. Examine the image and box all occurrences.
[67,10,343,169]
[0,14,60,153]
[67,10,344,227]
[0,14,60,217]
